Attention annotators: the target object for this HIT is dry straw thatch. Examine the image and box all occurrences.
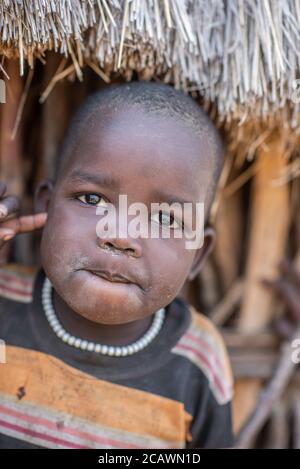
[1,3,300,448]
[1,0,300,130]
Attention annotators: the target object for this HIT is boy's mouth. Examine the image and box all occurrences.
[75,264,147,292]
[88,269,132,285]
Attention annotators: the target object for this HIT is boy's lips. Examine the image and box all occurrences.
[82,268,144,290]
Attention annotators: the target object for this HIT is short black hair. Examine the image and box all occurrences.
[55,81,224,209]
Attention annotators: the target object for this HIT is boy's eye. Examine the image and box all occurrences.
[77,194,108,207]
[151,211,182,230]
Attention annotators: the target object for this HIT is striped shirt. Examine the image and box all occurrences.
[0,263,234,449]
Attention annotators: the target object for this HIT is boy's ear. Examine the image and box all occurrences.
[33,178,55,214]
[187,226,216,281]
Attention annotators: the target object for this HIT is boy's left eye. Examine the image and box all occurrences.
[77,194,108,207]
[151,210,182,230]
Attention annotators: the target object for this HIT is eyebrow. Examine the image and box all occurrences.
[66,169,120,190]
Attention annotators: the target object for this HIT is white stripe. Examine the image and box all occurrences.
[175,333,230,389]
[185,323,225,365]
[0,394,184,449]
[0,290,32,303]
[171,344,232,405]
[0,412,88,448]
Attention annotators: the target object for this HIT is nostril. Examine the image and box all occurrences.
[98,239,141,257]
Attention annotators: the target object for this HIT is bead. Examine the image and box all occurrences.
[74,338,81,348]
[42,276,165,357]
[80,340,88,350]
[62,332,70,342]
[87,342,95,352]
[68,336,75,346]
[57,328,65,338]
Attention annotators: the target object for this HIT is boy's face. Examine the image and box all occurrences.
[39,108,216,325]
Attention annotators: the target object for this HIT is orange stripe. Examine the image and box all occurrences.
[0,263,38,278]
[0,346,192,445]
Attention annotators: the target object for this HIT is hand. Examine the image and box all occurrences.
[0,181,47,249]
[262,259,300,340]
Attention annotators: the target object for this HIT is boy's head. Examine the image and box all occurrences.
[36,82,224,325]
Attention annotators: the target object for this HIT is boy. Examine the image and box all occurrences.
[0,82,234,449]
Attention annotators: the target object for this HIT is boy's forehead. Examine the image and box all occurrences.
[61,107,214,200]
[71,108,213,167]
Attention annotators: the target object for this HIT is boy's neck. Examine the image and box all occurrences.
[52,289,154,346]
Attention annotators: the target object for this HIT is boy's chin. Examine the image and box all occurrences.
[72,309,145,326]
[68,299,148,325]
[58,270,147,325]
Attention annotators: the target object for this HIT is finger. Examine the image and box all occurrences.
[279,259,300,289]
[0,212,47,234]
[261,278,274,288]
[0,227,16,242]
[0,195,20,219]
[15,212,48,234]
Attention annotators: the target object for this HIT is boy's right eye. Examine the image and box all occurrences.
[76,194,108,207]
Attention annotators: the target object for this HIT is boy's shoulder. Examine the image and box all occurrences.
[172,302,234,406]
[0,263,38,304]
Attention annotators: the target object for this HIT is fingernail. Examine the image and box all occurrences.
[0,205,8,218]
[2,233,14,241]
[261,278,272,286]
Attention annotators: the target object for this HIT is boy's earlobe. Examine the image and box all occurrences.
[33,178,55,214]
[187,226,216,281]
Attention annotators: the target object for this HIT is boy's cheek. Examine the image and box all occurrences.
[149,257,190,303]
[43,201,94,245]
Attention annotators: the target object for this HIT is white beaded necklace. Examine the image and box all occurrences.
[41,276,165,357]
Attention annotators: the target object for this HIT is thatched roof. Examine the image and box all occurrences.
[1,1,300,129]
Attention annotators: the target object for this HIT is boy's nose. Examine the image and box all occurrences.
[97,236,142,258]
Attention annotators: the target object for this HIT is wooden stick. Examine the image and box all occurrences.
[0,60,23,195]
[11,69,33,140]
[229,351,278,379]
[223,329,279,349]
[214,193,243,292]
[41,54,71,179]
[233,132,290,435]
[0,60,24,263]
[240,135,290,331]
[210,280,244,325]
[293,395,300,449]
[39,61,74,104]
[86,59,111,83]
[234,323,300,448]
[265,399,289,448]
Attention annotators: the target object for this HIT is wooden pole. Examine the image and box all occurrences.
[0,60,23,264]
[233,133,290,438]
